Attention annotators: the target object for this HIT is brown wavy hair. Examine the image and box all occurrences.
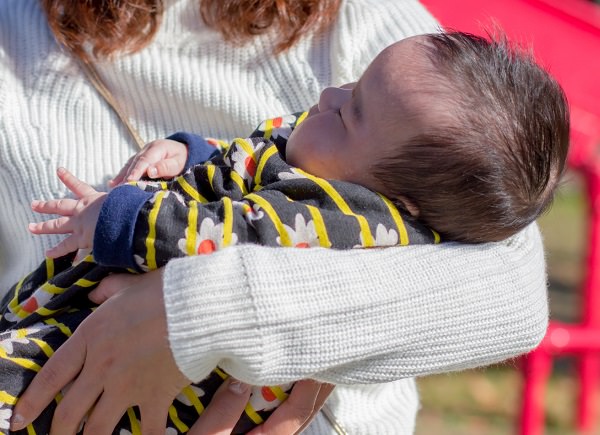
[41,0,341,61]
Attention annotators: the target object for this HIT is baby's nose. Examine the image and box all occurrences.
[318,87,352,113]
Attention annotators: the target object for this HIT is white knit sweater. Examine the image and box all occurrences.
[0,0,548,433]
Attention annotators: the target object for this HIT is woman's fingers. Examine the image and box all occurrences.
[139,399,172,435]
[187,377,251,435]
[11,333,87,431]
[297,382,335,434]
[109,154,136,187]
[247,380,330,435]
[88,272,143,304]
[49,367,104,435]
[82,394,129,435]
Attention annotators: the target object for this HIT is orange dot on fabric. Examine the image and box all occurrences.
[23,297,38,312]
[273,117,283,128]
[295,242,309,248]
[197,239,217,254]
[261,387,277,402]
[245,157,257,177]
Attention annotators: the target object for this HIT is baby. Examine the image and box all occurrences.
[0,31,569,434]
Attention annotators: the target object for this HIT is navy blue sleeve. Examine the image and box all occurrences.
[167,132,220,170]
[93,184,154,270]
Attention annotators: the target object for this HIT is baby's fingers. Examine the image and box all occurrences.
[109,155,136,187]
[28,216,72,235]
[148,157,185,179]
[31,198,78,216]
[124,158,151,182]
[57,167,97,197]
[45,235,81,258]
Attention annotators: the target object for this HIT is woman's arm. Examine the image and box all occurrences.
[164,222,548,385]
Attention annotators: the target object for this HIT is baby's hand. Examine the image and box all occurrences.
[29,168,107,258]
[109,139,187,187]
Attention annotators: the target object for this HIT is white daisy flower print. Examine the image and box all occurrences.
[133,254,151,272]
[278,168,307,181]
[226,140,266,185]
[0,403,11,431]
[356,223,398,247]
[256,114,297,140]
[149,190,185,206]
[0,330,30,354]
[2,309,21,324]
[233,201,265,223]
[277,214,320,248]
[15,285,54,315]
[175,385,206,406]
[177,217,239,255]
[248,383,293,413]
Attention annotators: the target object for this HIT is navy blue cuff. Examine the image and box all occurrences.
[167,132,220,171]
[93,184,154,270]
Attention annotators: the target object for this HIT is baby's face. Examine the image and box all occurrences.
[285,35,433,192]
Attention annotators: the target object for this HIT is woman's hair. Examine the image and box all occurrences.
[41,0,341,61]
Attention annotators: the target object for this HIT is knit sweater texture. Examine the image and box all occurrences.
[0,0,548,433]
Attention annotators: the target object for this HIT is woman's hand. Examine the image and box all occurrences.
[11,270,334,434]
[90,274,336,434]
[188,379,334,435]
[10,269,190,435]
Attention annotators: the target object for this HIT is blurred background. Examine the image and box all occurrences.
[414,0,600,433]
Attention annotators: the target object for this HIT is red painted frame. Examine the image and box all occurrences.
[419,0,600,433]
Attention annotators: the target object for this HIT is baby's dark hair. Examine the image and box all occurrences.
[372,31,570,243]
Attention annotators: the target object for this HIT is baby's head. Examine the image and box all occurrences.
[286,31,570,243]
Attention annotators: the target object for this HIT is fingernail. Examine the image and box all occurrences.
[148,167,158,178]
[57,167,66,175]
[30,200,39,208]
[228,379,249,395]
[10,413,25,430]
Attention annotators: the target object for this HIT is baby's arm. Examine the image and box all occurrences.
[92,137,257,270]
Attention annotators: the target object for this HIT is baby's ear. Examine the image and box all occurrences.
[395,195,420,218]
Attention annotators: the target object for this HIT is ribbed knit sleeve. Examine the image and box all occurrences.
[163,222,548,384]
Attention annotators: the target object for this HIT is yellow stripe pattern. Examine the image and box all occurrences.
[222,197,234,247]
[378,194,409,245]
[305,205,332,248]
[186,201,199,256]
[294,169,375,246]
[145,191,166,270]
[254,145,278,189]
[246,193,292,246]
[177,176,208,203]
